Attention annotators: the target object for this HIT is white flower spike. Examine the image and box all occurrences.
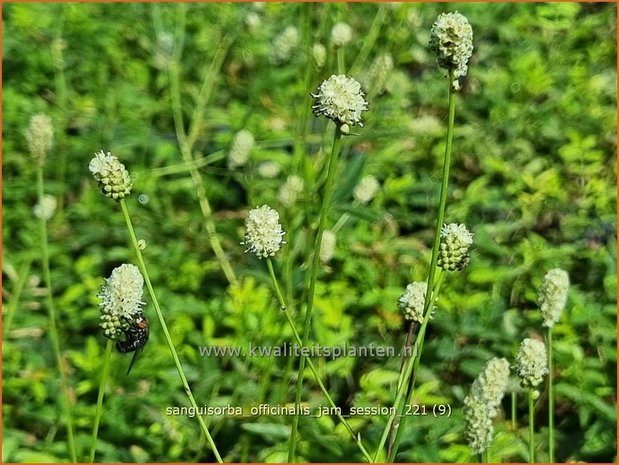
[98,264,145,339]
[538,268,569,327]
[243,205,286,259]
[312,74,369,129]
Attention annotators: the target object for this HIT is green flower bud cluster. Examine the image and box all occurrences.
[89,150,133,201]
[516,338,548,389]
[438,223,474,271]
[538,268,569,327]
[398,282,428,324]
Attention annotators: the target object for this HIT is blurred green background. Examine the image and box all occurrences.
[2,2,617,462]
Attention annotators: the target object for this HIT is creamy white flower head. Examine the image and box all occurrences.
[353,175,380,203]
[312,43,327,68]
[271,26,299,64]
[278,175,304,207]
[429,12,473,89]
[245,12,261,32]
[89,150,133,201]
[33,194,57,221]
[331,22,353,46]
[364,53,394,96]
[320,230,336,263]
[538,268,569,327]
[153,32,174,70]
[409,114,443,135]
[257,161,281,178]
[470,357,510,417]
[98,264,145,339]
[312,74,369,129]
[25,113,54,164]
[228,129,255,169]
[463,393,494,454]
[398,282,428,324]
[516,338,548,388]
[243,205,286,259]
[438,223,474,271]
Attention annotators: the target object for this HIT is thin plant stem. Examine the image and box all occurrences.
[387,270,445,462]
[3,258,33,336]
[266,259,373,462]
[51,15,68,212]
[372,337,418,462]
[385,70,457,462]
[528,388,535,463]
[337,46,345,74]
[289,127,343,462]
[349,5,388,76]
[478,452,483,463]
[119,199,223,463]
[548,326,555,462]
[37,166,77,462]
[483,450,489,463]
[89,339,113,462]
[512,391,517,429]
[164,8,237,286]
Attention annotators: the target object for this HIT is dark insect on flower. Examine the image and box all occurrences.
[116,314,149,353]
[116,314,149,374]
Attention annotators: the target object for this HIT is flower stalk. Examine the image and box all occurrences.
[89,339,113,462]
[265,259,372,462]
[289,127,343,461]
[119,199,223,463]
[385,67,458,462]
[31,114,77,462]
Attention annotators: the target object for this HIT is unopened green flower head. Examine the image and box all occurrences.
[398,281,428,324]
[471,357,510,417]
[463,393,494,454]
[243,205,286,259]
[25,113,54,165]
[353,175,380,204]
[331,22,353,47]
[312,43,326,68]
[538,268,569,327]
[98,264,145,339]
[516,338,548,388]
[89,150,133,201]
[429,12,473,90]
[228,129,255,169]
[312,74,369,130]
[438,223,474,271]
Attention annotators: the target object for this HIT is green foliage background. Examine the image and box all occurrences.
[2,2,617,462]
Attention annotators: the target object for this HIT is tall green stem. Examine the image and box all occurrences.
[89,339,113,462]
[548,327,555,462]
[383,69,457,462]
[387,271,445,462]
[528,388,535,463]
[289,127,343,461]
[37,166,77,462]
[266,259,372,462]
[164,6,237,286]
[512,391,517,429]
[119,199,223,463]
